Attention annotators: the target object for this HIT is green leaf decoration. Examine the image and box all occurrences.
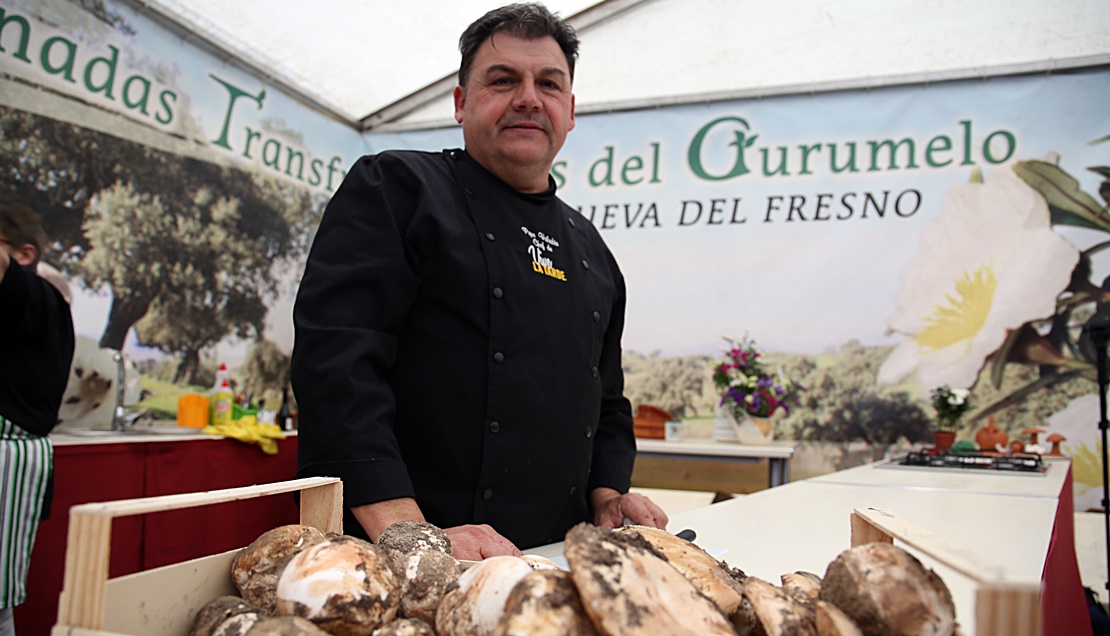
[972,369,1088,422]
[969,167,983,184]
[989,328,1025,389]
[1015,160,1109,232]
[1091,134,1110,144]
[1048,205,1105,231]
[1088,166,1110,178]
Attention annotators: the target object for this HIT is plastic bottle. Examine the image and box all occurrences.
[213,364,229,391]
[212,376,234,426]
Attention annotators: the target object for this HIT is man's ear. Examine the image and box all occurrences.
[11,243,36,267]
[569,93,575,132]
[453,85,466,124]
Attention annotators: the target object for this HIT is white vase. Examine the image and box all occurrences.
[732,414,774,445]
[713,404,738,443]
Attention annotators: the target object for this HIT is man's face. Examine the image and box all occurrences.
[454,33,575,192]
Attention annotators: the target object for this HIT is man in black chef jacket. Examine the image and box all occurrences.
[292,2,667,559]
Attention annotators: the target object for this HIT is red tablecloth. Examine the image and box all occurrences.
[16,434,299,636]
[1043,465,1093,636]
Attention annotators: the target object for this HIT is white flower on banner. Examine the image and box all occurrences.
[877,167,1079,389]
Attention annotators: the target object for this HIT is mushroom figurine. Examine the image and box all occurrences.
[1023,427,1046,446]
[1046,433,1067,457]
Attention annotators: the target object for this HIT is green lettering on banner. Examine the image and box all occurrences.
[551,160,567,189]
[122,74,152,114]
[83,45,118,99]
[925,135,953,167]
[829,142,858,173]
[983,130,1016,164]
[0,9,32,63]
[688,116,754,181]
[867,138,918,172]
[210,74,266,150]
[156,90,177,125]
[41,35,78,83]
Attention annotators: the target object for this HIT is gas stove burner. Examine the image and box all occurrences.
[895,450,1046,474]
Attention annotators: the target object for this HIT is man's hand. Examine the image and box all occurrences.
[444,524,522,561]
[591,487,669,530]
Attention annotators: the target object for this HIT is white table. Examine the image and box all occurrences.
[809,456,1070,499]
[532,458,1076,635]
[634,438,795,488]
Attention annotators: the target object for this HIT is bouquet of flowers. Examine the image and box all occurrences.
[712,336,804,421]
[930,385,972,431]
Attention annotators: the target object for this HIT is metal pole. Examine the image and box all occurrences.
[1087,316,1110,599]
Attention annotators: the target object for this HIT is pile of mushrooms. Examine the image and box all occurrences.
[192,520,957,636]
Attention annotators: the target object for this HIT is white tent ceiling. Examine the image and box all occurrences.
[131,0,1110,132]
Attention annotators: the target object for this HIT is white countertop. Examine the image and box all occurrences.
[809,455,1069,499]
[531,457,1070,635]
[635,438,795,459]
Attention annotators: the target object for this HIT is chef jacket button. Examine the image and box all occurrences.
[450,150,459,159]
[493,352,505,364]
[485,232,495,241]
[492,287,503,299]
[584,427,593,439]
[591,366,599,378]
[483,488,493,500]
[592,310,600,322]
[489,421,500,433]
[569,486,577,495]
[581,259,590,270]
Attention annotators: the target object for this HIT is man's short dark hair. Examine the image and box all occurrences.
[0,203,46,267]
[458,3,579,89]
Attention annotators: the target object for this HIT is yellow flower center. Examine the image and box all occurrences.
[915,264,997,352]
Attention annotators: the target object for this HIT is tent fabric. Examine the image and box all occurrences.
[113,0,1110,131]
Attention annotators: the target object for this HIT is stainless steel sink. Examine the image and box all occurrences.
[53,428,126,437]
[125,425,206,436]
[54,425,206,437]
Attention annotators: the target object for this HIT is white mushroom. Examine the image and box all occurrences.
[395,548,462,624]
[491,569,597,636]
[435,555,535,636]
[246,616,331,635]
[191,595,262,636]
[613,524,746,617]
[816,600,864,636]
[565,522,735,636]
[743,577,817,636]
[232,524,328,614]
[372,617,437,636]
[275,535,401,636]
[377,520,453,558]
[818,542,956,636]
[519,554,560,571]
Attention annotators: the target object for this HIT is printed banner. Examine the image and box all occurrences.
[2,0,1107,505]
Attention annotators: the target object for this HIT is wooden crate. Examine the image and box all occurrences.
[52,476,343,636]
[851,507,1042,636]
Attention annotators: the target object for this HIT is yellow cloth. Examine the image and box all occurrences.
[202,415,285,455]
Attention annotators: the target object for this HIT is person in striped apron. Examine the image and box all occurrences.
[0,204,75,635]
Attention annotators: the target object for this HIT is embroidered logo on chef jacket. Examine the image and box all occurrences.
[521,225,567,282]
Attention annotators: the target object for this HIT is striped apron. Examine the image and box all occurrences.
[0,415,52,608]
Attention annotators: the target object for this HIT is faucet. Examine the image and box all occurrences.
[111,351,148,431]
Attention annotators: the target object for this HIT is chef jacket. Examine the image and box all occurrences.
[292,149,636,549]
